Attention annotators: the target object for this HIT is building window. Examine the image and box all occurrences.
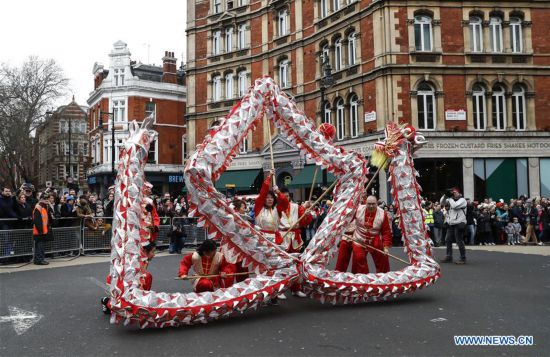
[225,73,234,99]
[510,17,523,53]
[332,0,340,12]
[349,94,359,138]
[113,100,126,122]
[469,16,483,52]
[323,102,332,124]
[59,120,67,133]
[147,139,157,164]
[414,15,433,52]
[65,164,78,179]
[336,98,345,140]
[472,84,486,130]
[213,30,221,55]
[320,0,328,18]
[417,82,436,130]
[492,85,506,130]
[279,59,289,88]
[182,136,188,161]
[278,9,288,36]
[114,69,125,86]
[213,75,222,101]
[334,38,343,70]
[81,143,88,156]
[214,0,221,13]
[348,32,357,66]
[238,24,246,49]
[239,136,248,154]
[489,16,503,53]
[225,27,233,52]
[512,84,526,131]
[145,101,155,118]
[227,0,234,10]
[238,70,248,96]
[321,43,330,65]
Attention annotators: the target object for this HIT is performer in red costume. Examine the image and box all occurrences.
[142,182,160,243]
[178,239,236,293]
[102,241,156,314]
[335,195,392,274]
[254,169,289,244]
[278,187,315,253]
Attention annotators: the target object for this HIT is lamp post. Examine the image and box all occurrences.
[99,110,116,186]
[319,56,335,188]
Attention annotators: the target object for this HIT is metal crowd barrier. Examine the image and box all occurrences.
[0,215,208,264]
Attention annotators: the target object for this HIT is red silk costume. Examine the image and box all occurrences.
[279,202,314,253]
[254,175,289,244]
[178,252,236,293]
[335,206,392,274]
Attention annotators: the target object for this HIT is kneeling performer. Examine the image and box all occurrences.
[178,239,236,293]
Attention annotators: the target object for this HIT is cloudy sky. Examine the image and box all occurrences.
[0,0,187,107]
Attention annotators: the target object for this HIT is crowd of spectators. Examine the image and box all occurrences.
[2,182,548,252]
[418,196,550,247]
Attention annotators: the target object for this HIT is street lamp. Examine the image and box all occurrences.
[98,111,116,185]
[319,55,335,188]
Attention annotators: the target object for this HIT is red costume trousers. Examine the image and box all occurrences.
[195,278,220,293]
[335,240,390,274]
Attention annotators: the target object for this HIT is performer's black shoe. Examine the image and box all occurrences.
[455,259,466,265]
[439,257,453,263]
[101,297,111,314]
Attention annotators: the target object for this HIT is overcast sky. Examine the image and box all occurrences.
[0,0,187,107]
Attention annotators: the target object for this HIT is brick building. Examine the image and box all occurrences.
[34,99,91,191]
[186,0,550,201]
[87,41,186,197]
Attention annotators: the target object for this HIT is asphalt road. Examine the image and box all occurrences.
[1,248,549,357]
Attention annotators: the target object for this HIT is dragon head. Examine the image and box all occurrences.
[370,122,426,169]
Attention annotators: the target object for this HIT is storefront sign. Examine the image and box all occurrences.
[445,109,466,121]
[168,175,184,183]
[364,111,376,123]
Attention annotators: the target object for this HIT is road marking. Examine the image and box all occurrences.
[430,317,448,323]
[87,276,110,294]
[0,306,42,335]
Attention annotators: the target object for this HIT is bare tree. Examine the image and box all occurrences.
[0,56,68,189]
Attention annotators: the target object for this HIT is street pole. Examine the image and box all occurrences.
[68,116,72,181]
[100,110,116,188]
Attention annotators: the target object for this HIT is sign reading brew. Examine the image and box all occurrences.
[364,111,376,122]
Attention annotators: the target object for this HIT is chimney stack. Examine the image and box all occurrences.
[162,51,177,84]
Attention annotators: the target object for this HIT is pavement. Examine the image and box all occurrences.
[1,247,549,356]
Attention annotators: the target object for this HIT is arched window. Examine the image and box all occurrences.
[492,85,506,130]
[238,70,248,97]
[469,16,483,52]
[510,17,523,53]
[414,15,433,52]
[349,94,359,138]
[278,9,288,36]
[348,32,357,66]
[323,102,331,124]
[225,73,233,99]
[512,84,526,130]
[225,27,233,52]
[417,82,436,130]
[489,16,503,53]
[320,0,328,18]
[332,0,340,12]
[279,59,289,88]
[334,38,343,70]
[336,98,345,140]
[213,75,222,101]
[213,30,221,55]
[472,84,486,130]
[322,43,330,64]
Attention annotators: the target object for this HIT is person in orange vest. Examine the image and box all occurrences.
[32,193,52,265]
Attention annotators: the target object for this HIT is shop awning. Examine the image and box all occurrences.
[214,169,261,191]
[287,165,336,188]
